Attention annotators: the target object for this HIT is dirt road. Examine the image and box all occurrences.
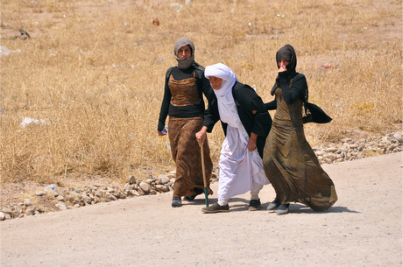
[1,152,402,267]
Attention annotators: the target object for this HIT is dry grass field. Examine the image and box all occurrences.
[1,0,402,185]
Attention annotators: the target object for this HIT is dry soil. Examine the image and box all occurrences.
[1,152,402,267]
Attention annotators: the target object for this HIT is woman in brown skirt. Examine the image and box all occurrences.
[158,37,214,207]
[263,44,338,215]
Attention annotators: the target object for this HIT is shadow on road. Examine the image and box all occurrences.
[291,204,359,214]
[181,197,359,214]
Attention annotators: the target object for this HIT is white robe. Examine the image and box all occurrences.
[217,125,269,201]
[204,63,269,201]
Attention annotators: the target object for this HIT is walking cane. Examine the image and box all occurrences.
[200,146,209,207]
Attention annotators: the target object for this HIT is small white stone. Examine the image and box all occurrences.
[393,133,402,142]
[158,175,170,184]
[325,147,338,153]
[24,199,32,206]
[347,144,358,149]
[156,185,169,192]
[315,150,325,156]
[83,196,92,204]
[55,203,67,210]
[25,208,35,215]
[324,154,335,160]
[139,182,150,193]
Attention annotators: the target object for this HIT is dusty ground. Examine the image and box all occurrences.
[1,152,401,267]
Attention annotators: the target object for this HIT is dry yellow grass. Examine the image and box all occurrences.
[1,0,401,183]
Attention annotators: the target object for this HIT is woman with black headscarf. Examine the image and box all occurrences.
[263,44,338,215]
[158,37,215,207]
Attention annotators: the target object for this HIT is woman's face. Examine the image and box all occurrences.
[209,76,223,90]
[177,45,192,59]
[278,58,290,68]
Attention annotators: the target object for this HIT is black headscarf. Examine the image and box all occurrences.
[271,44,298,95]
[276,44,297,75]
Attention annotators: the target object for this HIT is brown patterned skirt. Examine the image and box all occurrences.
[263,120,338,211]
[168,115,213,197]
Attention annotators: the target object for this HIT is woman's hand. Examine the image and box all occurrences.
[278,59,287,73]
[248,132,258,151]
[195,126,208,147]
[278,65,287,73]
[158,129,167,136]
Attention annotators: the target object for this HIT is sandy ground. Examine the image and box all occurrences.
[1,152,402,267]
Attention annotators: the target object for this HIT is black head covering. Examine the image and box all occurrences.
[276,44,297,76]
[271,44,298,95]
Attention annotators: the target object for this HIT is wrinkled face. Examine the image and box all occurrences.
[177,45,192,59]
[278,58,290,68]
[209,76,223,90]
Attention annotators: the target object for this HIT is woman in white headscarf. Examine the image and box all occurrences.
[196,63,272,213]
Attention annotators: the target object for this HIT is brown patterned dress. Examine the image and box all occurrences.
[263,88,337,211]
[168,73,213,197]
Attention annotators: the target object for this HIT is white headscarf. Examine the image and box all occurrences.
[205,63,243,130]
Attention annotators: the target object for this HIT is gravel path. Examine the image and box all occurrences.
[1,152,402,267]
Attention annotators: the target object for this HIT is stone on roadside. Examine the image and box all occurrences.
[24,199,32,206]
[124,183,131,190]
[129,190,140,197]
[83,196,92,204]
[107,194,117,201]
[158,175,170,184]
[127,175,136,184]
[325,147,338,153]
[139,182,150,193]
[36,191,45,196]
[0,212,5,221]
[55,203,67,210]
[94,183,107,190]
[147,176,156,183]
[72,187,80,193]
[25,208,35,215]
[347,144,358,149]
[393,133,402,142]
[156,185,169,192]
[56,195,65,202]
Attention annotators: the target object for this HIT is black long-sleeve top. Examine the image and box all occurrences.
[265,72,307,110]
[203,81,272,158]
[158,66,215,131]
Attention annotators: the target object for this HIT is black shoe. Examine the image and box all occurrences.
[202,203,230,213]
[172,196,182,207]
[184,194,198,201]
[276,204,290,215]
[267,199,281,210]
[249,199,261,211]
